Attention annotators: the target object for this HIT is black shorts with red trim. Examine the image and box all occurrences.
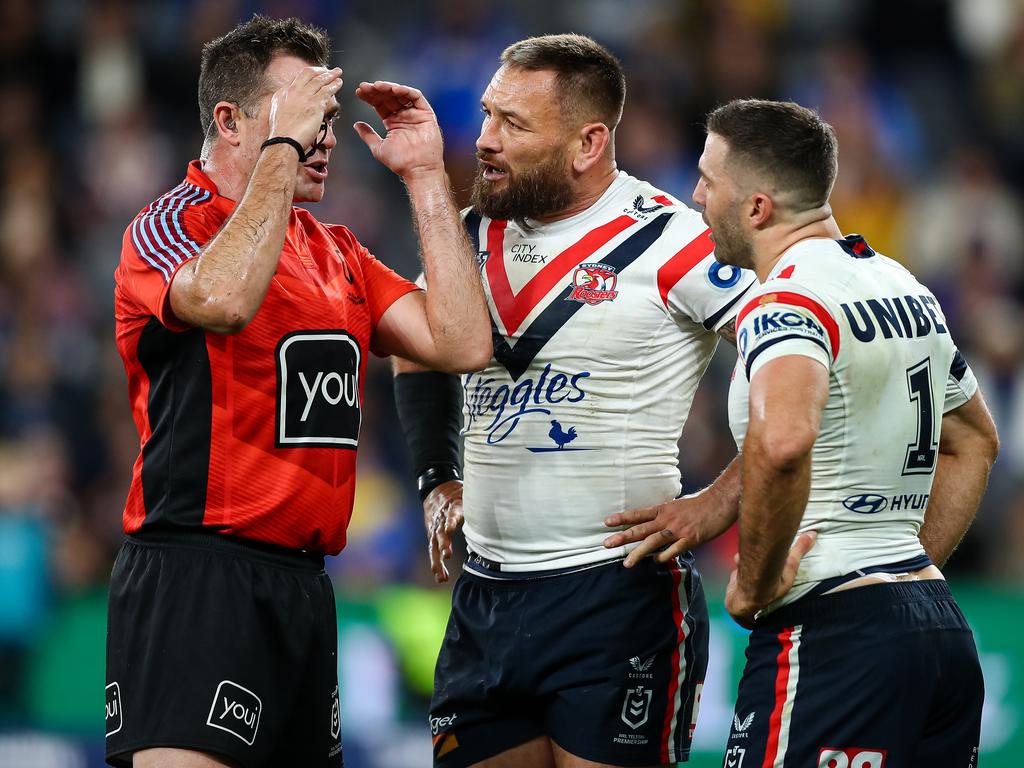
[430,552,709,767]
[724,579,982,768]
[105,531,343,768]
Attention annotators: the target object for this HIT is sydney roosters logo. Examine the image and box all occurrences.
[567,262,619,306]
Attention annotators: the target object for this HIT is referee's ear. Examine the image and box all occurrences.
[212,101,243,147]
[573,122,610,174]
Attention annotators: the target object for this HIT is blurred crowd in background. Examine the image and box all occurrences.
[1,0,1023,764]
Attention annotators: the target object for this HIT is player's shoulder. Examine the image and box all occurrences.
[617,172,704,225]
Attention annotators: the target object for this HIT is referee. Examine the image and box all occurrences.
[106,15,489,768]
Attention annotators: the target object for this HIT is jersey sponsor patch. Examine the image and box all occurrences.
[275,331,361,448]
[105,682,123,737]
[738,301,830,371]
[206,680,262,746]
[463,364,591,445]
[707,260,743,289]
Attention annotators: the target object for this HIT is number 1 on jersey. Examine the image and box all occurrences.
[903,358,938,475]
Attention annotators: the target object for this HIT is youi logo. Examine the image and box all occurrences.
[464,363,591,444]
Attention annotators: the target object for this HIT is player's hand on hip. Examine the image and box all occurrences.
[725,531,817,629]
[603,494,734,568]
[268,67,343,152]
[353,81,444,179]
[423,480,464,583]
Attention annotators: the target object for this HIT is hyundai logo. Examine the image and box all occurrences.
[843,493,888,514]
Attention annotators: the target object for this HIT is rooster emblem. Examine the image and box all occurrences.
[548,420,578,450]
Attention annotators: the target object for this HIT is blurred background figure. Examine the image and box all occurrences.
[0,1,1021,767]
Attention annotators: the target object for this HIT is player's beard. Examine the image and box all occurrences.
[708,201,755,270]
[470,150,574,222]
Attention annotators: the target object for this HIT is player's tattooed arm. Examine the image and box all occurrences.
[718,318,737,346]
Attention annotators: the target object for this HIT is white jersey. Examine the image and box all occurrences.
[728,235,978,609]
[460,171,755,569]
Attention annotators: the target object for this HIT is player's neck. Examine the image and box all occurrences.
[752,209,842,281]
[533,164,619,223]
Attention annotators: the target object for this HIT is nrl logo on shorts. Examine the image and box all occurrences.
[620,685,653,729]
[567,262,619,306]
[725,745,746,767]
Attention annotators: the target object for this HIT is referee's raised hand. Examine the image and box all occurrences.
[423,480,464,583]
[268,66,343,153]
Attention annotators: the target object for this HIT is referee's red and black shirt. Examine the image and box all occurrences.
[114,161,418,555]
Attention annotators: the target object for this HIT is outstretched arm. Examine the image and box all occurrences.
[355,81,491,373]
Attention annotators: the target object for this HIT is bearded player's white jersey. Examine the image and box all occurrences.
[459,171,754,570]
[728,235,978,609]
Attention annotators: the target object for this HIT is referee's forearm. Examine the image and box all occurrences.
[173,147,297,333]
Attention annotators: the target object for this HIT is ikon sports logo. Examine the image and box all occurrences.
[620,685,653,729]
[105,682,123,737]
[817,748,887,768]
[207,680,262,746]
[566,262,619,306]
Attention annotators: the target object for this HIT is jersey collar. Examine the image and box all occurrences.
[185,160,237,217]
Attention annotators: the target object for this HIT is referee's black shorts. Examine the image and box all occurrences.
[105,531,343,768]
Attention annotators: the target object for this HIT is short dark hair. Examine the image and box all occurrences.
[500,34,626,130]
[198,15,331,133]
[706,99,839,210]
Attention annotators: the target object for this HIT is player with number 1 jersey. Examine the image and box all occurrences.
[729,234,978,609]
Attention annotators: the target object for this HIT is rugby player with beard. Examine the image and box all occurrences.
[393,34,757,768]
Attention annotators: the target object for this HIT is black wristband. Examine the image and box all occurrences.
[394,371,463,497]
[417,464,462,502]
[261,136,307,161]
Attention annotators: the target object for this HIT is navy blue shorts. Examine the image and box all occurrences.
[723,579,982,768]
[430,552,709,767]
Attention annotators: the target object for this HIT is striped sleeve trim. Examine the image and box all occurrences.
[129,183,211,281]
